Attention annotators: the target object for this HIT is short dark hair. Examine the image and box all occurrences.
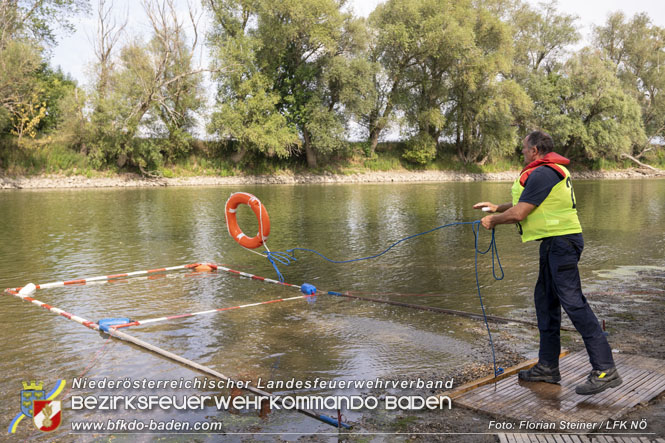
[526,131,554,154]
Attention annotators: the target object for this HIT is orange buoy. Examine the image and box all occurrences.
[225,192,271,249]
[194,264,214,272]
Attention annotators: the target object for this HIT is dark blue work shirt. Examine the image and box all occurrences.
[519,165,564,206]
[518,165,583,243]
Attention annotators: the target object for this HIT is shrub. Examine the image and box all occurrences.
[402,133,437,165]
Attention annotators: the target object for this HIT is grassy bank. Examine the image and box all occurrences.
[2,137,664,178]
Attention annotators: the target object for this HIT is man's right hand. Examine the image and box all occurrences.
[473,202,498,213]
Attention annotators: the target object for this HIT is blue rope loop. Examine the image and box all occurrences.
[264,219,505,377]
[471,220,504,377]
[265,251,298,282]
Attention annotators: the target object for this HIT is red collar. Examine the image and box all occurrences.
[519,152,570,186]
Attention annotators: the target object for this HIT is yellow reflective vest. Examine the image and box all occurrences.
[511,164,582,242]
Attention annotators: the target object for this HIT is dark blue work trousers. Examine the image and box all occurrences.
[535,234,615,370]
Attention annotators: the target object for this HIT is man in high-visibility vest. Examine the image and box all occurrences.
[474,130,622,395]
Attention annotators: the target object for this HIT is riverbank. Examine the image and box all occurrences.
[1,167,663,189]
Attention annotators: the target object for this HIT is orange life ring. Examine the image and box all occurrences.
[225,192,271,249]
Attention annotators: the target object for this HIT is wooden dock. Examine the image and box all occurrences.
[498,434,664,442]
[452,350,665,435]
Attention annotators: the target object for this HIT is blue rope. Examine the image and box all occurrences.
[264,220,505,377]
[266,221,479,266]
[266,251,294,283]
[471,221,504,377]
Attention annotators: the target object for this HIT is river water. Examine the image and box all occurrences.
[1,179,664,439]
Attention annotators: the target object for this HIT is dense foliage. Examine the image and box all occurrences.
[1,0,664,174]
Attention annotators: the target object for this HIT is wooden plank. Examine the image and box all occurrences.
[460,379,522,406]
[599,370,660,414]
[459,381,519,407]
[447,350,571,399]
[504,389,597,424]
[556,366,650,417]
[475,358,590,421]
[570,369,652,413]
[509,389,580,424]
[455,350,665,435]
[490,355,589,414]
[497,433,661,443]
[458,358,581,409]
[553,376,634,414]
[631,371,665,399]
[618,354,665,373]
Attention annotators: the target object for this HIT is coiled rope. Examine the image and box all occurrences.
[263,220,505,377]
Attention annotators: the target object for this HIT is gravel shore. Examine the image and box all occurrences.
[1,168,663,190]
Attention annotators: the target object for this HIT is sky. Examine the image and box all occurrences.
[48,0,665,96]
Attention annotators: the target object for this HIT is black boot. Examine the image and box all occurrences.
[518,362,561,383]
[575,367,622,395]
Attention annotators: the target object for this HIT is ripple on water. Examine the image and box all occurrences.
[1,181,664,434]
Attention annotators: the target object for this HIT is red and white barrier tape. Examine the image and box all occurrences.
[7,263,198,293]
[112,294,314,329]
[5,262,301,294]
[3,262,306,332]
[1,281,348,429]
[214,264,300,288]
[3,288,100,331]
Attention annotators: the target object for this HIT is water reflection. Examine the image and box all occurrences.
[0,179,663,436]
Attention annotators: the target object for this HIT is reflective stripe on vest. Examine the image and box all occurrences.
[511,164,582,242]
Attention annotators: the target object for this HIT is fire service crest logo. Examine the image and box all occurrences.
[9,380,66,433]
[33,399,62,432]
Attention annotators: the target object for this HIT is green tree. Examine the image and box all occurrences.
[0,51,79,142]
[34,65,78,132]
[0,0,89,47]
[255,0,362,167]
[510,0,579,76]
[0,40,43,140]
[88,0,206,172]
[445,5,532,163]
[144,0,205,161]
[207,0,366,168]
[387,0,464,144]
[508,0,580,143]
[206,0,300,160]
[91,0,126,107]
[593,12,665,159]
[57,86,90,151]
[367,0,529,164]
[209,73,300,160]
[1,1,89,142]
[363,1,424,154]
[528,48,644,160]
